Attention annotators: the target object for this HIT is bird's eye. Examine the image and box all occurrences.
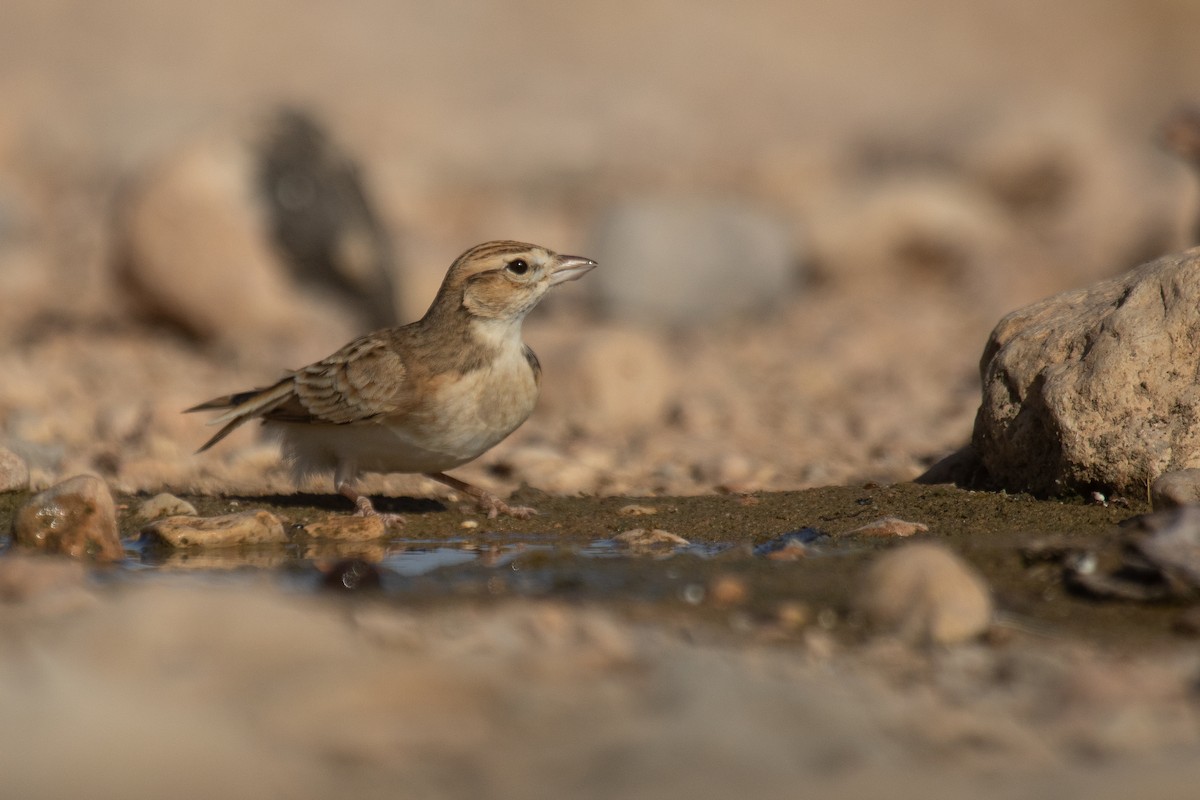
[506,259,529,275]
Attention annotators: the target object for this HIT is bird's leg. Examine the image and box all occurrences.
[425,472,537,520]
[337,481,405,526]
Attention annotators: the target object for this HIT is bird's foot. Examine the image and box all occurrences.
[424,472,538,520]
[479,495,538,520]
[344,487,406,527]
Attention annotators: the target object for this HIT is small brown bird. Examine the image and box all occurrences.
[187,240,596,520]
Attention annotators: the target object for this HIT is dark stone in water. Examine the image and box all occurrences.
[320,559,383,593]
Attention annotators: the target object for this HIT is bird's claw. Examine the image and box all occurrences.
[351,494,406,527]
[481,498,538,520]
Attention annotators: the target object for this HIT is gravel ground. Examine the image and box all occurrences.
[5,2,1200,797]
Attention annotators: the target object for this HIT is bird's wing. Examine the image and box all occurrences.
[187,332,412,453]
[275,332,410,424]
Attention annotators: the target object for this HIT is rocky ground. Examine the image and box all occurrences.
[6,0,1200,797]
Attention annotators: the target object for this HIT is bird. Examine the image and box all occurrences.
[186,240,597,521]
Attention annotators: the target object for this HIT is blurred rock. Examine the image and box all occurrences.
[1164,106,1200,171]
[1127,506,1200,591]
[141,510,287,548]
[0,553,87,602]
[302,514,389,542]
[1164,105,1200,247]
[114,108,394,350]
[136,492,197,521]
[810,176,1012,297]
[1151,469,1200,510]
[973,249,1200,496]
[1068,506,1200,601]
[257,108,398,328]
[858,543,992,645]
[11,475,123,561]
[589,197,799,324]
[0,445,29,492]
[964,115,1190,286]
[537,326,676,436]
[708,574,749,606]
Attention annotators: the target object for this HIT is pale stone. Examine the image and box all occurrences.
[136,492,198,521]
[141,510,287,548]
[301,514,389,542]
[589,197,800,324]
[973,248,1200,495]
[858,543,992,645]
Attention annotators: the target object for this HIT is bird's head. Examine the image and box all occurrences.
[434,240,597,322]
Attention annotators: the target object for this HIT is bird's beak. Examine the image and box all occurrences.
[549,255,598,285]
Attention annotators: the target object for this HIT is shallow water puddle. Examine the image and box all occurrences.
[123,531,787,609]
[7,484,1177,647]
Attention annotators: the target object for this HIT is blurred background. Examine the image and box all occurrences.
[2,0,1200,498]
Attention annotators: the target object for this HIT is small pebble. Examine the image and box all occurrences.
[302,514,388,542]
[847,517,929,538]
[136,492,198,521]
[461,519,480,529]
[765,543,807,561]
[141,510,287,548]
[618,504,658,517]
[857,543,993,645]
[612,528,689,552]
[775,601,811,630]
[708,574,749,606]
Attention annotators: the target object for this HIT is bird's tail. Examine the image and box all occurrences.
[184,378,296,453]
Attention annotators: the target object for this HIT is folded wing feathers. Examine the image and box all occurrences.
[186,335,408,452]
[186,378,297,452]
[294,338,405,424]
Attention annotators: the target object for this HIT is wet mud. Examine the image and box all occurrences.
[4,482,1173,652]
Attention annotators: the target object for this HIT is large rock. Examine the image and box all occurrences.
[114,108,396,347]
[973,248,1200,496]
[11,475,123,561]
[589,197,800,324]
